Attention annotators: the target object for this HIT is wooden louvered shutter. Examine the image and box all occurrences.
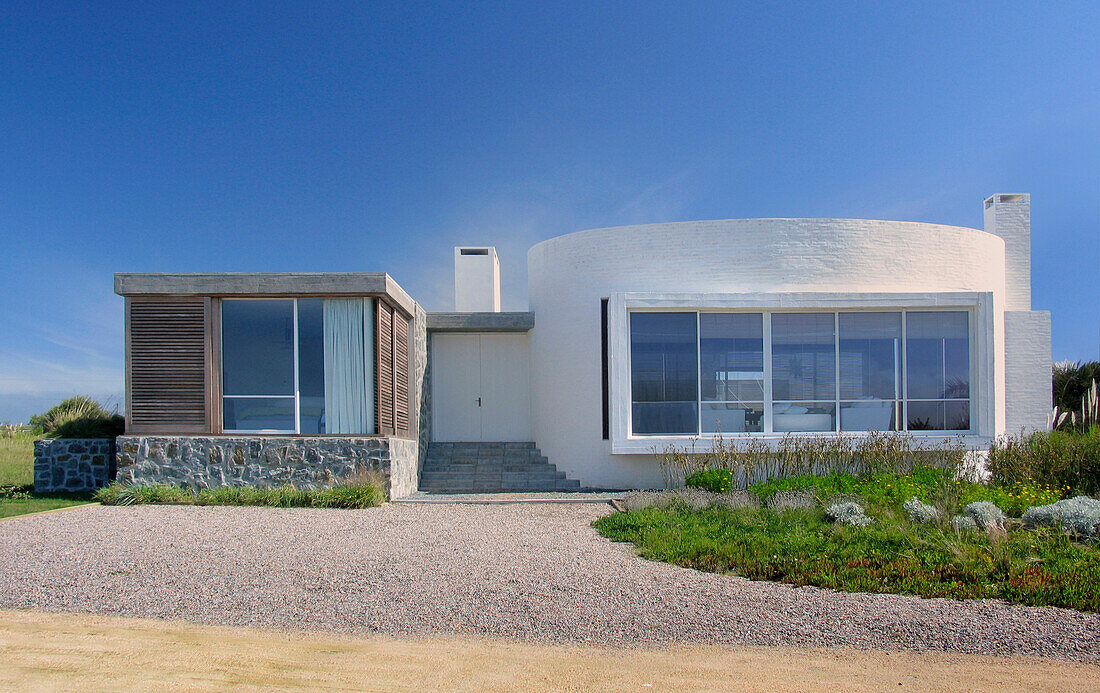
[127,298,208,433]
[393,313,410,435]
[375,302,395,434]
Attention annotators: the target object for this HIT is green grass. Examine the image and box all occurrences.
[0,430,94,518]
[94,481,386,509]
[594,503,1100,612]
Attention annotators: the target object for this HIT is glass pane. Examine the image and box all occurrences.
[630,312,698,434]
[839,312,900,401]
[945,400,971,431]
[222,299,295,396]
[906,400,944,431]
[840,401,897,431]
[771,313,835,401]
[906,311,969,399]
[772,402,836,432]
[700,313,764,402]
[297,299,325,434]
[223,397,295,432]
[701,402,763,433]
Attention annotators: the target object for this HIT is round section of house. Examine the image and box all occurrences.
[527,217,1015,489]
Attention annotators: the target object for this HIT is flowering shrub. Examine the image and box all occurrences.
[685,468,733,493]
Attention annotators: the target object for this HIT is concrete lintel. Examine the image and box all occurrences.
[426,312,534,332]
[115,273,417,317]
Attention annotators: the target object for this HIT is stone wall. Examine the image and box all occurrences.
[34,438,116,493]
[115,435,419,498]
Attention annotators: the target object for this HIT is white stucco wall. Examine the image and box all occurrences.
[527,218,1011,489]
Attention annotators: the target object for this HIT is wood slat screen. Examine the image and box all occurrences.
[393,313,410,435]
[128,298,208,433]
[376,302,395,435]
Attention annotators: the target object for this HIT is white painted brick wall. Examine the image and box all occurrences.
[1004,310,1052,435]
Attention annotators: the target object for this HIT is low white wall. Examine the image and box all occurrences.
[527,218,1011,489]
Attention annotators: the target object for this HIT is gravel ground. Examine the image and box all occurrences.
[1,503,1098,661]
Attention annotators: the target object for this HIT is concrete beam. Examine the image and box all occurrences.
[114,273,418,317]
[426,312,534,332]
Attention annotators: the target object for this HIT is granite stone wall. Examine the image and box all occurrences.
[34,438,116,493]
[115,435,419,498]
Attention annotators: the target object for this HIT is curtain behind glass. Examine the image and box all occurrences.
[324,299,371,434]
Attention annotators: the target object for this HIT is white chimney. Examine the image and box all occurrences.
[454,247,501,312]
[983,193,1031,311]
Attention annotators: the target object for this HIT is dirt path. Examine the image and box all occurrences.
[2,609,1097,692]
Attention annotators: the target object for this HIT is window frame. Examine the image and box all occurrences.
[609,292,993,452]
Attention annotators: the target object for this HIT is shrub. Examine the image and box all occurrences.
[951,515,978,533]
[962,501,1006,531]
[986,427,1100,496]
[31,396,124,439]
[825,501,872,527]
[94,480,386,509]
[685,468,733,493]
[1022,496,1100,541]
[1052,360,1100,430]
[903,497,940,524]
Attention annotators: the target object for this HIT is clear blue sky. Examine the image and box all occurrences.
[1,1,1097,422]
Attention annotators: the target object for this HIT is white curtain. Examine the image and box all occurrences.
[323,299,374,434]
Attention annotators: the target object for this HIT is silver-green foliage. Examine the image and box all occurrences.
[1022,496,1100,540]
[951,515,979,533]
[962,501,1006,530]
[825,501,873,527]
[903,496,940,524]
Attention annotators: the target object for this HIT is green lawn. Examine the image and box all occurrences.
[0,430,94,518]
[595,502,1100,613]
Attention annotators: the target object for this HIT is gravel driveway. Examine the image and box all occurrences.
[1,503,1098,661]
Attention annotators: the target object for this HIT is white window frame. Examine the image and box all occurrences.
[608,291,995,454]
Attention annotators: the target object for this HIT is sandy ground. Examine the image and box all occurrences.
[1,609,1097,692]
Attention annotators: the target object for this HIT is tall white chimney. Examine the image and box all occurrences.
[983,193,1031,311]
[454,246,501,312]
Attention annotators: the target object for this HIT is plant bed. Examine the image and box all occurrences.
[595,501,1100,612]
[94,481,386,509]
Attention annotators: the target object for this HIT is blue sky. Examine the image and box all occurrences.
[0,1,1097,422]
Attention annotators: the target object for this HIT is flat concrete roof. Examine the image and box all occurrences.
[426,312,534,332]
[115,273,417,317]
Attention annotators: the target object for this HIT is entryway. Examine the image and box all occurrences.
[430,333,532,442]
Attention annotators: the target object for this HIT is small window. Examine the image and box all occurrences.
[459,248,489,255]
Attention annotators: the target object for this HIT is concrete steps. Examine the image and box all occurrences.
[419,442,581,493]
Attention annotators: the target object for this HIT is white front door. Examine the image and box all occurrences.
[431,333,531,442]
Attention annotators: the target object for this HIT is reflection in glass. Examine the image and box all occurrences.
[773,402,836,432]
[222,300,295,396]
[906,311,969,399]
[700,313,764,402]
[630,313,698,434]
[223,397,295,432]
[297,299,326,434]
[701,402,763,433]
[771,313,835,401]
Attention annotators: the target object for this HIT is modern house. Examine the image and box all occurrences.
[113,193,1051,495]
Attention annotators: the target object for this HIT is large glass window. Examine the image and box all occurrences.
[222,300,297,432]
[626,308,973,436]
[221,298,376,434]
[771,313,836,432]
[630,312,698,435]
[699,313,763,433]
[906,311,970,431]
[839,312,901,431]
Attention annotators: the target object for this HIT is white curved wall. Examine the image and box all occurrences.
[527,219,1009,489]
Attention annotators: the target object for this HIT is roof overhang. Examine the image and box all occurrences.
[426,312,534,332]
